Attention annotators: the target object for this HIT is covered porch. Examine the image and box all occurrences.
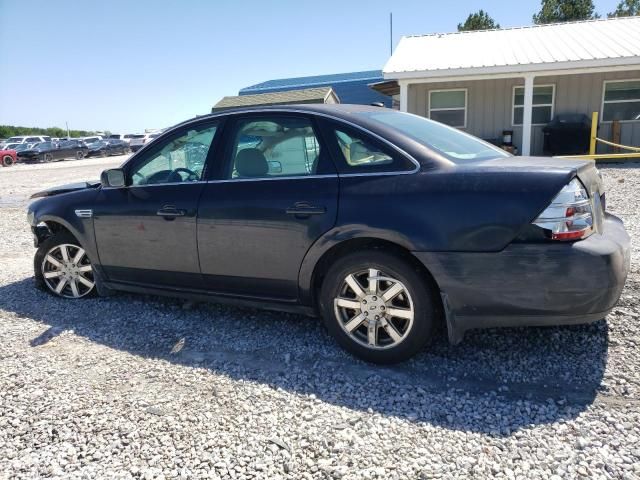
[382,17,640,156]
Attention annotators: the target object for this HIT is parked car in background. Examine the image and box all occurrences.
[128,133,154,152]
[80,136,103,145]
[25,105,630,364]
[8,143,36,153]
[107,134,135,145]
[18,140,88,162]
[0,135,51,149]
[57,139,89,160]
[86,139,129,157]
[0,148,18,166]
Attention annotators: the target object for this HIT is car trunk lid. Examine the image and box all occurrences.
[468,156,606,233]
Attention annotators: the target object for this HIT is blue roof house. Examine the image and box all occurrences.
[239,70,392,107]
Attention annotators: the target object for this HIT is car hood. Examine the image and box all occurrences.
[30,181,100,199]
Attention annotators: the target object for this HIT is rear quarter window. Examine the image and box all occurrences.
[322,120,416,174]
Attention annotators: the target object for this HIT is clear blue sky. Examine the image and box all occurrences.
[0,0,621,133]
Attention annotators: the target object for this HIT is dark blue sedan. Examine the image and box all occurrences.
[26,105,630,363]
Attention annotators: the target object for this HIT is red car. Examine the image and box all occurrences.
[1,149,17,167]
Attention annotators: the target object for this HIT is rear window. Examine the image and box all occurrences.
[359,111,510,163]
[108,134,120,139]
[130,134,145,139]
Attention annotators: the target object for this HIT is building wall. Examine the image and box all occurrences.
[407,70,640,155]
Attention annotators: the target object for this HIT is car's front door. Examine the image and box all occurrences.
[56,141,72,159]
[93,121,221,288]
[197,114,338,301]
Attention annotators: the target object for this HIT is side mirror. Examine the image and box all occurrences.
[100,168,126,187]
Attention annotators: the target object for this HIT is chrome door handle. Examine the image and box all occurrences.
[157,206,186,217]
[286,202,326,217]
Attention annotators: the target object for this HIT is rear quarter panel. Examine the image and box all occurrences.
[298,167,575,303]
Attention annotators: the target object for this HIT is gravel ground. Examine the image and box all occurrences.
[0,160,639,479]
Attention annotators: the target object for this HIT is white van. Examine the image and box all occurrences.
[1,135,51,148]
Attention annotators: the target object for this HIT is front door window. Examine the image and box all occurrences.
[130,125,218,185]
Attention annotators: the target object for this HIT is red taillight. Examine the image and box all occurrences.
[533,178,593,242]
[551,230,586,241]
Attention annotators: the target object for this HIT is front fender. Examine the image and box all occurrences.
[29,188,100,264]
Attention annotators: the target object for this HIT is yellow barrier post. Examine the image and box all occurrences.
[589,111,598,156]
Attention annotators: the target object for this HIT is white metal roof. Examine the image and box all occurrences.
[384,17,640,80]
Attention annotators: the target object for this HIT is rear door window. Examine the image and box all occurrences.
[225,116,330,179]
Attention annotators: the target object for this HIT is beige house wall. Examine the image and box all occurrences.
[407,70,640,155]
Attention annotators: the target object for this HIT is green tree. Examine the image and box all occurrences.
[457,10,500,31]
[0,125,96,139]
[608,0,640,16]
[532,0,600,24]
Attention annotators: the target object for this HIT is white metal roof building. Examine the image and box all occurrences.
[384,17,640,155]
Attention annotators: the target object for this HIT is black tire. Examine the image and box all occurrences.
[35,232,96,299]
[319,250,437,364]
[76,150,84,160]
[2,154,14,167]
[43,153,53,163]
[101,149,108,158]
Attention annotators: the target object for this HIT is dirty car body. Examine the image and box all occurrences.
[26,105,631,363]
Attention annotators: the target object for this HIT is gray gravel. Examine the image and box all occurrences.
[0,160,639,479]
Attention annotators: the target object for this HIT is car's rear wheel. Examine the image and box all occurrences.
[35,233,96,299]
[319,251,437,364]
[76,150,84,160]
[1,154,14,167]
[101,149,108,157]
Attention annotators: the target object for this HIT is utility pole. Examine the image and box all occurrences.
[390,12,393,55]
[65,121,70,139]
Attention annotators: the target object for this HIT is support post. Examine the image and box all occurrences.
[399,81,408,112]
[521,75,534,156]
[589,111,598,155]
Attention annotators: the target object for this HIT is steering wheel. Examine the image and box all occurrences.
[132,172,145,184]
[167,167,198,183]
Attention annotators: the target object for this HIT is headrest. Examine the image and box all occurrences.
[235,148,268,177]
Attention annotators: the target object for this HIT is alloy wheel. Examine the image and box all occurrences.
[334,268,414,350]
[41,244,95,298]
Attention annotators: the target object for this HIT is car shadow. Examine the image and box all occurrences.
[0,277,608,435]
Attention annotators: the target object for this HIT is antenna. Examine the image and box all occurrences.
[389,12,393,55]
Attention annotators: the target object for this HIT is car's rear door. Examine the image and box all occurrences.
[93,120,222,288]
[197,113,338,301]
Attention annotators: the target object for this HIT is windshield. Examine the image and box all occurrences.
[6,137,23,142]
[359,111,510,163]
[108,135,120,139]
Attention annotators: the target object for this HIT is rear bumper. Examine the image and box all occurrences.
[414,214,631,342]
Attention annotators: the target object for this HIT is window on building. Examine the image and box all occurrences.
[513,85,555,126]
[428,89,467,128]
[602,80,640,122]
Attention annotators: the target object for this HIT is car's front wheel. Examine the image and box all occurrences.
[35,233,96,299]
[319,251,437,364]
[75,150,84,160]
[1,154,14,167]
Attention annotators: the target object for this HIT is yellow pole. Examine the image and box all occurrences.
[589,111,598,156]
